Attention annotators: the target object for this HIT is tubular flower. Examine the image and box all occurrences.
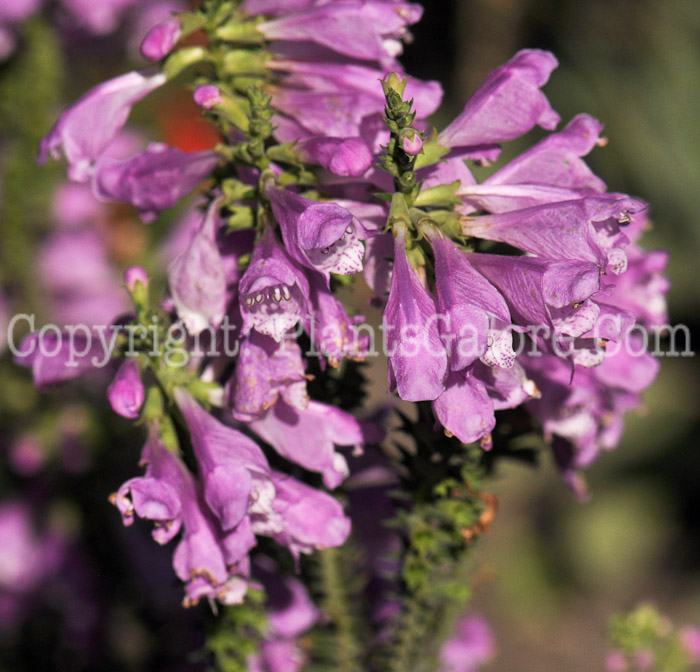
[92,144,219,222]
[229,332,309,422]
[174,388,276,531]
[38,70,166,182]
[266,185,364,280]
[249,400,374,489]
[111,427,255,606]
[107,359,145,419]
[168,199,228,335]
[383,225,448,402]
[238,228,310,343]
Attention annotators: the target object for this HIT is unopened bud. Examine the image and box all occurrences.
[400,130,423,156]
[124,266,148,291]
[381,72,408,98]
[107,359,145,419]
[124,266,149,310]
[194,84,225,109]
[140,17,181,61]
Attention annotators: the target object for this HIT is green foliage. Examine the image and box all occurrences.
[206,589,268,672]
[380,406,497,672]
[305,544,369,672]
[379,76,422,197]
[0,19,63,312]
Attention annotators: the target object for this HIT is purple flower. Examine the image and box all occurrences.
[129,1,187,57]
[193,84,225,109]
[466,252,602,355]
[168,199,227,335]
[401,130,423,156]
[383,226,448,402]
[463,195,647,275]
[266,185,364,279]
[15,330,104,390]
[238,227,310,342]
[271,88,383,141]
[259,561,319,638]
[58,0,138,35]
[680,626,700,663]
[140,16,181,61]
[267,471,351,560]
[477,360,540,411]
[604,651,628,672]
[51,182,105,229]
[240,0,314,16]
[432,370,496,446]
[432,361,539,447]
[439,614,495,672]
[248,557,319,672]
[38,70,166,182]
[229,331,308,422]
[248,640,304,672]
[425,227,513,371]
[249,400,370,488]
[268,60,442,148]
[0,0,41,25]
[522,337,659,495]
[107,359,144,419]
[603,245,669,328]
[485,114,607,193]
[38,225,127,327]
[0,501,66,593]
[363,232,394,307]
[306,272,369,365]
[0,0,40,59]
[124,265,149,291]
[111,428,255,606]
[297,136,373,177]
[92,144,218,222]
[438,49,560,160]
[270,59,443,121]
[175,388,275,532]
[258,2,422,65]
[0,500,68,632]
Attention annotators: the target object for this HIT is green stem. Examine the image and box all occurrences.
[317,546,365,672]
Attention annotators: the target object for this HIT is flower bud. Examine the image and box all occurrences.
[124,266,149,311]
[107,359,145,419]
[381,72,408,98]
[400,129,423,156]
[193,84,225,109]
[124,266,149,291]
[140,17,181,61]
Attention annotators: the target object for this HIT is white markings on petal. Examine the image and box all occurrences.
[241,283,303,342]
[305,226,364,275]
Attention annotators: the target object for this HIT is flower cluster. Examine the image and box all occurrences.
[18,0,669,666]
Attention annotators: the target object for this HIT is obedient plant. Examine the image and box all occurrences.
[17,0,671,669]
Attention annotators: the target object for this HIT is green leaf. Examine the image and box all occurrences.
[163,46,209,79]
[412,181,461,208]
[214,18,265,43]
[413,141,450,170]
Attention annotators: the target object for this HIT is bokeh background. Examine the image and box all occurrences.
[0,0,699,670]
